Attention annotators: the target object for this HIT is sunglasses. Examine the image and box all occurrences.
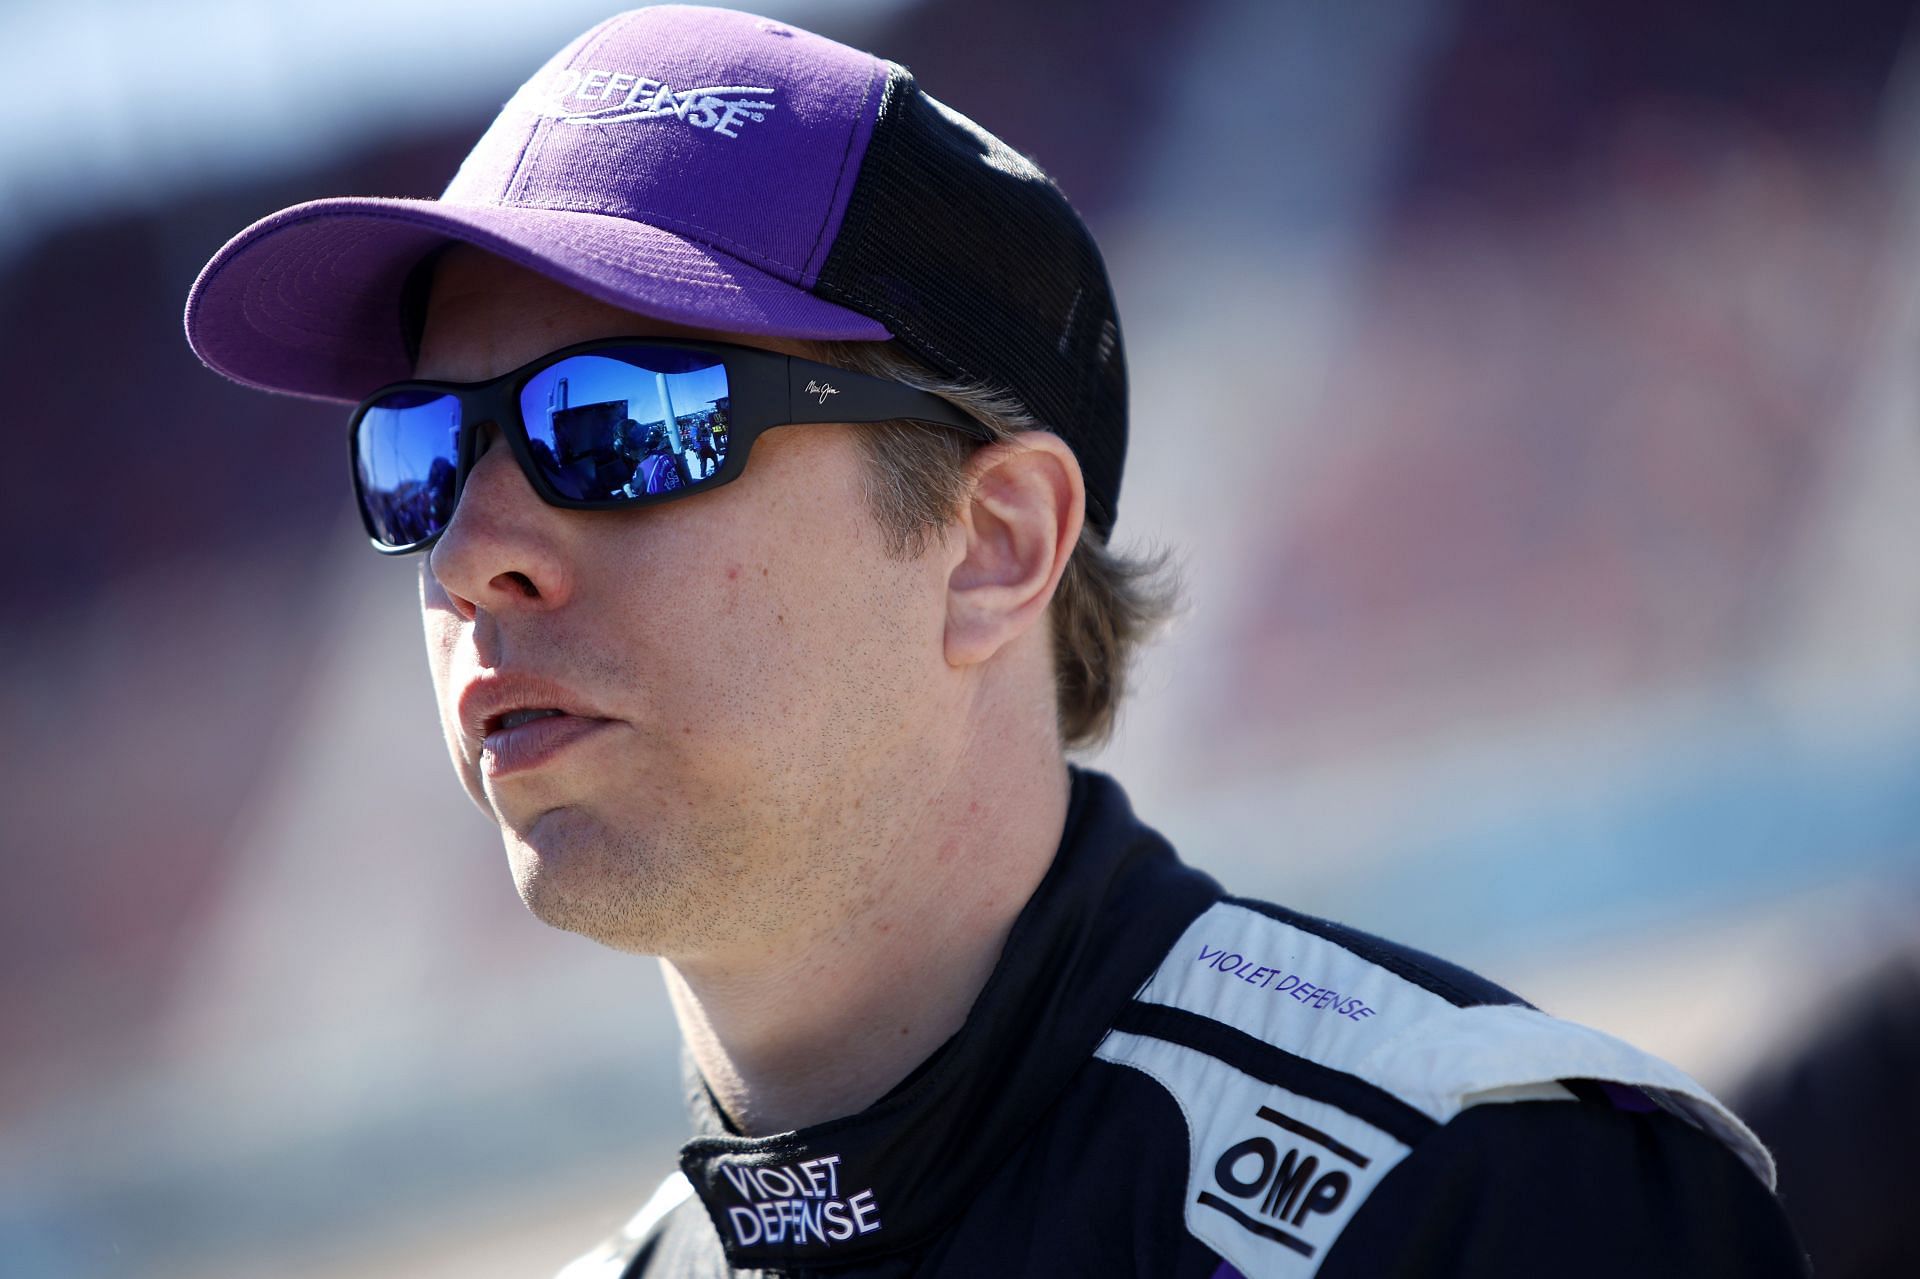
[349,336,990,554]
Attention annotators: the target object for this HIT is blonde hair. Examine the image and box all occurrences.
[812,340,1179,750]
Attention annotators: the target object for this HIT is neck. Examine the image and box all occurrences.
[662,718,1071,1136]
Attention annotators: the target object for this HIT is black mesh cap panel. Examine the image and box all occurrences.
[813,65,1128,538]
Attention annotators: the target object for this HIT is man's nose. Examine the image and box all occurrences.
[426,422,575,619]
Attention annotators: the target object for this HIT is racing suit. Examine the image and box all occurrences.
[559,768,1809,1277]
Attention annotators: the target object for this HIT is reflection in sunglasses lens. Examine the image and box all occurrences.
[356,391,461,547]
[520,349,731,502]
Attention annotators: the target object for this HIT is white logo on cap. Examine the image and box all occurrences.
[518,68,777,138]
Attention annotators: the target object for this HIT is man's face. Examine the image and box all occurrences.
[415,246,961,959]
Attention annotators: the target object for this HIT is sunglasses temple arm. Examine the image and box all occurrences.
[783,356,990,440]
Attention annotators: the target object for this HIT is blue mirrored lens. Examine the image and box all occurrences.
[519,348,731,502]
[355,391,461,547]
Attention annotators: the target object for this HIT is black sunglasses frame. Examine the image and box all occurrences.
[348,336,992,555]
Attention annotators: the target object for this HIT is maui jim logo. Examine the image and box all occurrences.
[805,380,839,405]
[519,67,777,137]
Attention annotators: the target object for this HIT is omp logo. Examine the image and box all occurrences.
[518,67,777,137]
[1198,1106,1364,1258]
[717,1154,882,1248]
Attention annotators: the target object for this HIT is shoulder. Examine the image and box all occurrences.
[1092,896,1797,1278]
[554,1171,705,1279]
[1317,1096,1807,1278]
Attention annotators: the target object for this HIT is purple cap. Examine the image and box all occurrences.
[184,6,892,401]
[184,4,1131,535]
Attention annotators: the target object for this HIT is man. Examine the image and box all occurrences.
[183,6,1807,1275]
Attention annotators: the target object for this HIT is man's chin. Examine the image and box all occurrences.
[501,808,676,956]
[498,801,790,959]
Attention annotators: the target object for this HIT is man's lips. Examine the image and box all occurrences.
[480,711,615,778]
[457,672,616,777]
[458,672,603,740]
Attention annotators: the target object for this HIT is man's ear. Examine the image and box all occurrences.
[944,433,1085,668]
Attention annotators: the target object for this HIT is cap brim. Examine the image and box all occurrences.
[183,197,893,403]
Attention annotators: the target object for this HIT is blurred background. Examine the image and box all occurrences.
[4,0,1919,1274]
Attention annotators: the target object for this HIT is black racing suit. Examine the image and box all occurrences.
[559,768,1809,1278]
